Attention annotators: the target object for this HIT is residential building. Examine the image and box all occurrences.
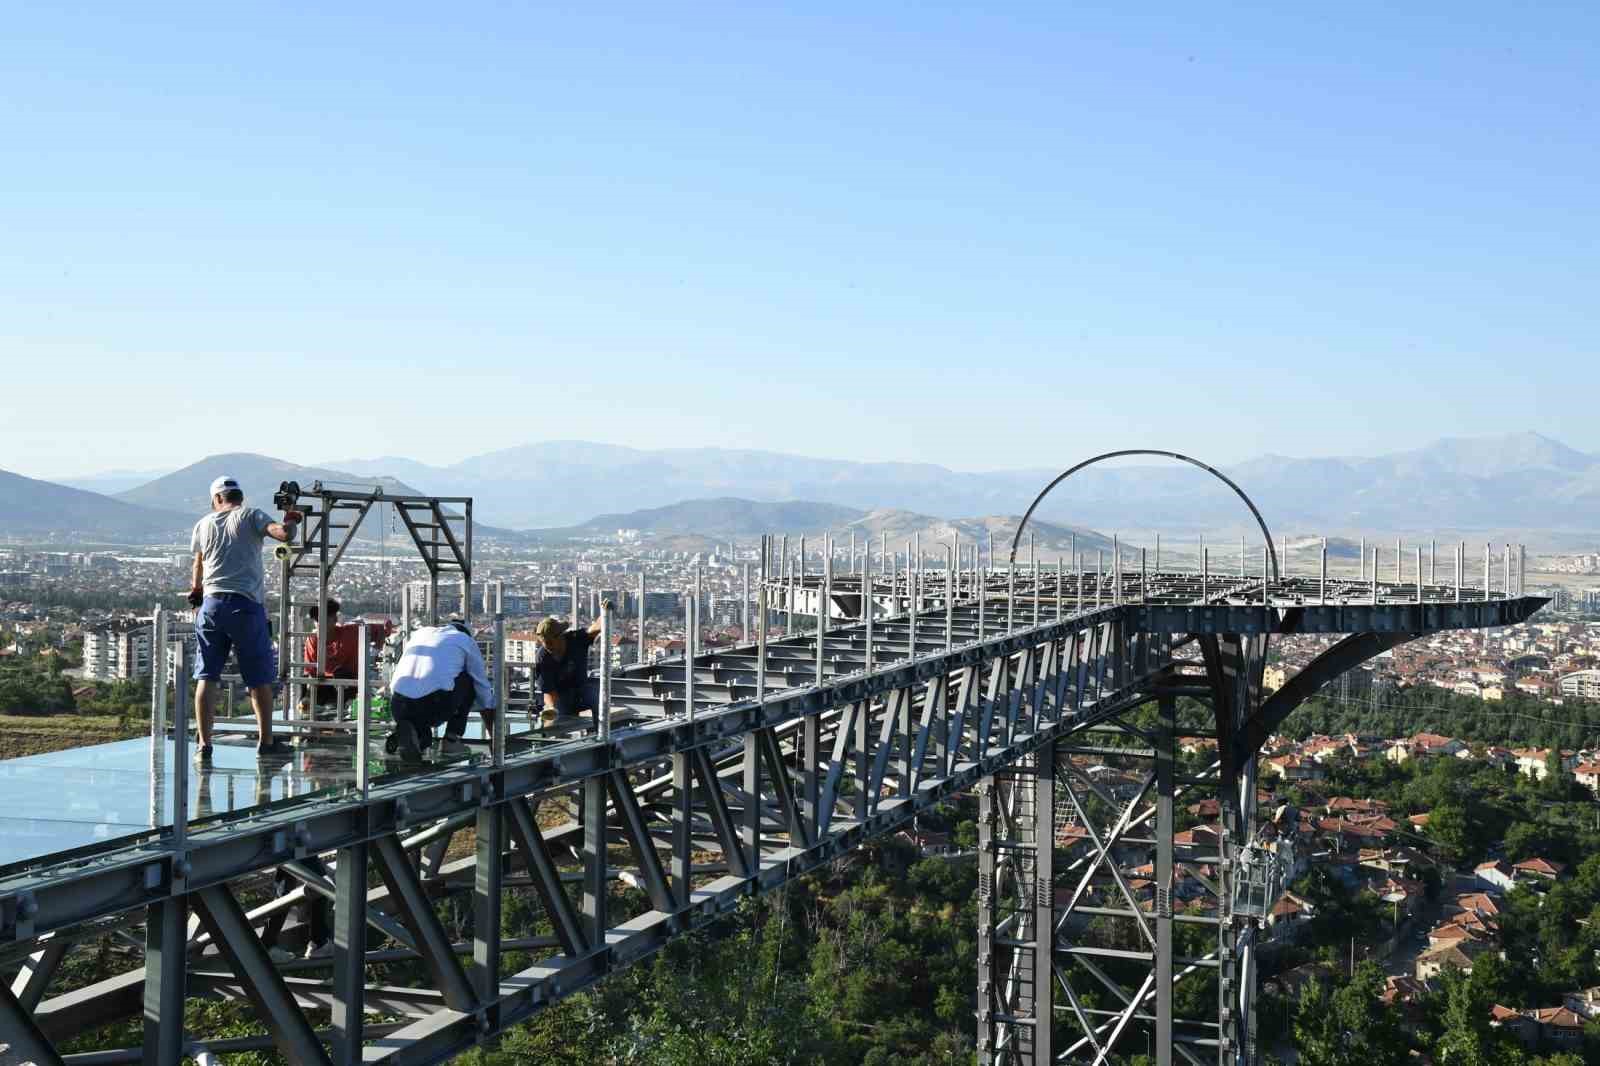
[1558,669,1600,699]
[82,622,151,681]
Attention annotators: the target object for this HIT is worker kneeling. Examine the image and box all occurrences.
[386,619,495,761]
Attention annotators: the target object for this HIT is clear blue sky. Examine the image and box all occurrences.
[3,2,1596,478]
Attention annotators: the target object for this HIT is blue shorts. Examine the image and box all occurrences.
[194,593,277,689]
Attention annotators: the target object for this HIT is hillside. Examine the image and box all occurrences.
[0,469,190,540]
[115,453,427,514]
[114,454,527,544]
[568,498,866,536]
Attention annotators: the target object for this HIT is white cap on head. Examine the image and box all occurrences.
[209,475,240,497]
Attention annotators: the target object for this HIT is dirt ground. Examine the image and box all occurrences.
[0,713,142,759]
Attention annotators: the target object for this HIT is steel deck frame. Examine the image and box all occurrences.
[0,568,1543,1066]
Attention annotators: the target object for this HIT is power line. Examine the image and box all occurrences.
[1298,692,1600,735]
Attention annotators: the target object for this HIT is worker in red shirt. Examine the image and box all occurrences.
[300,599,394,714]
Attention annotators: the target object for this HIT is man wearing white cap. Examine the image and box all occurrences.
[188,476,303,759]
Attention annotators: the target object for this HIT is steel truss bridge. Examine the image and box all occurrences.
[0,511,1543,1065]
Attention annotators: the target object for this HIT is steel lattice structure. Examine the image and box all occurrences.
[0,530,1543,1065]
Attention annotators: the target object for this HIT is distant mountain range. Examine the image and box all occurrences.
[0,469,189,540]
[562,498,1119,558]
[320,432,1600,537]
[7,432,1600,546]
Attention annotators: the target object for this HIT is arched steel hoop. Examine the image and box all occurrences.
[1006,449,1279,581]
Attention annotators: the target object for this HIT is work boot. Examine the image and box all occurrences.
[391,720,423,763]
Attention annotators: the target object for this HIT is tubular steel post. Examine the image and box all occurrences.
[782,534,792,636]
[1519,543,1526,597]
[401,582,412,636]
[695,563,703,648]
[570,574,579,630]
[758,581,770,698]
[149,604,168,829]
[977,561,986,640]
[1154,531,1161,572]
[742,562,751,643]
[1032,549,1040,625]
[638,570,647,665]
[1415,546,1423,604]
[1503,544,1511,600]
[1360,536,1366,582]
[908,554,918,654]
[862,541,874,670]
[171,639,189,850]
[1140,547,1147,603]
[1007,563,1016,633]
[598,605,612,741]
[816,555,828,685]
[1097,549,1104,608]
[1077,553,1084,612]
[357,620,370,797]
[1113,534,1121,605]
[1058,556,1066,617]
[1456,541,1464,602]
[1321,537,1328,605]
[1484,542,1491,601]
[945,546,955,651]
[685,596,697,719]
[492,615,506,765]
[1202,547,1209,602]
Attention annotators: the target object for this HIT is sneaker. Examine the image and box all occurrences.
[437,736,469,757]
[256,738,294,759]
[193,744,214,764]
[391,720,423,763]
[267,946,295,964]
[303,941,333,960]
[540,708,557,729]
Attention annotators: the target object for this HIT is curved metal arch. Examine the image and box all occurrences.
[1006,449,1279,581]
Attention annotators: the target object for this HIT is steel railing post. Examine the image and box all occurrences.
[492,614,506,764]
[356,620,370,796]
[171,638,189,850]
[757,581,769,698]
[685,595,697,720]
[1320,537,1328,605]
[599,605,612,740]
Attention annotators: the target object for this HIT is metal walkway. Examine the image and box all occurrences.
[0,558,1544,1065]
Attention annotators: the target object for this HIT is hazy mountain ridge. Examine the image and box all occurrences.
[14,432,1600,544]
[0,469,190,540]
[325,430,1600,533]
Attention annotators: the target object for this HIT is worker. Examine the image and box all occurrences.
[188,475,301,760]
[532,602,609,727]
[386,619,496,761]
[300,599,394,715]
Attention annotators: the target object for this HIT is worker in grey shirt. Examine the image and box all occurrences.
[188,475,301,759]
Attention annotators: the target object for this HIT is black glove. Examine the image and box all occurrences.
[186,588,204,608]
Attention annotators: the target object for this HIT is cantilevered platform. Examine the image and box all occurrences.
[0,554,1544,1066]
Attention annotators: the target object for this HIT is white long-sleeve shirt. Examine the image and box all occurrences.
[390,626,495,709]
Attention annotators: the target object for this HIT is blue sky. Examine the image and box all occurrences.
[2,2,1596,478]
